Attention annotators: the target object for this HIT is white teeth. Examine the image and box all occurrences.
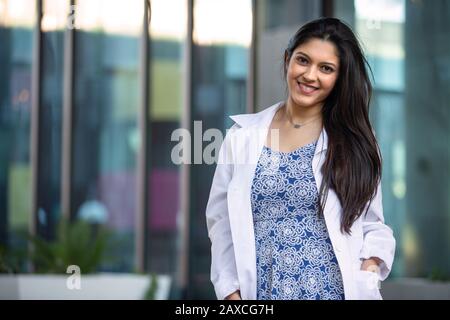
[300,83,317,93]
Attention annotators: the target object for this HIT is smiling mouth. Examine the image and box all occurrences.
[297,81,319,94]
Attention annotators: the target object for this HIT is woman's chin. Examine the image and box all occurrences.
[290,95,319,108]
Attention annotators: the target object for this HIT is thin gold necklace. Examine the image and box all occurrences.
[285,107,321,129]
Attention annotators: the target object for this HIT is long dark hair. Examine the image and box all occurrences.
[283,17,382,234]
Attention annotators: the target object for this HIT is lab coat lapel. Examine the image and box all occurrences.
[227,102,283,300]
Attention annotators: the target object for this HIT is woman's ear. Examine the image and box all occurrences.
[284,50,290,73]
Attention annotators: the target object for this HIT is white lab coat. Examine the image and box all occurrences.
[205,102,396,300]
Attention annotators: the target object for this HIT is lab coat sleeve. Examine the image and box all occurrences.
[359,181,396,280]
[205,124,240,300]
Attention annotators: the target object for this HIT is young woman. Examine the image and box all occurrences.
[205,17,395,300]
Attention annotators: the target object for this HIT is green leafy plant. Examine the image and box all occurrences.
[0,237,28,274]
[28,218,109,274]
[143,272,159,300]
[429,267,450,282]
[0,245,16,273]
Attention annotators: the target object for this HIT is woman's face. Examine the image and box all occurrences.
[285,38,340,109]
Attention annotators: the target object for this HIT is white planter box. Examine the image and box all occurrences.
[382,278,450,300]
[0,273,171,300]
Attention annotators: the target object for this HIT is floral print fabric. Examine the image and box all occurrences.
[251,141,345,300]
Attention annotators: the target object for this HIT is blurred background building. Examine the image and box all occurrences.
[0,0,449,299]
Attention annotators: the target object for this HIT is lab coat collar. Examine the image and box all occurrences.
[228,101,328,156]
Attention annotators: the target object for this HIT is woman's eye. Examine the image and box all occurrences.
[321,65,334,73]
[297,57,308,64]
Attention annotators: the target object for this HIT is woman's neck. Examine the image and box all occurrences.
[285,98,323,124]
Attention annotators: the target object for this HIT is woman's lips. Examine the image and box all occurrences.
[297,82,319,95]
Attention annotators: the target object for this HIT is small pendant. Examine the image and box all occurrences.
[294,124,302,129]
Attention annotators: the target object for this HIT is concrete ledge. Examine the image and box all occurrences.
[382,278,450,300]
[0,273,171,300]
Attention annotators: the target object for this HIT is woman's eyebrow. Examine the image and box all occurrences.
[296,51,337,68]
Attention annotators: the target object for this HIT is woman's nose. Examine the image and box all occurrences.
[303,66,318,81]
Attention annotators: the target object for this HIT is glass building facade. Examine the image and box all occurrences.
[0,0,449,299]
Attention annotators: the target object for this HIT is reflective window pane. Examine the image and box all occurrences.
[36,0,69,240]
[260,0,321,31]
[190,0,252,298]
[147,0,186,288]
[72,0,143,272]
[0,0,35,272]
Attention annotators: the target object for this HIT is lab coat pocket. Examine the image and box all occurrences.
[355,270,382,300]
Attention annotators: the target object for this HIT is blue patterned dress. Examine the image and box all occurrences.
[251,141,345,300]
